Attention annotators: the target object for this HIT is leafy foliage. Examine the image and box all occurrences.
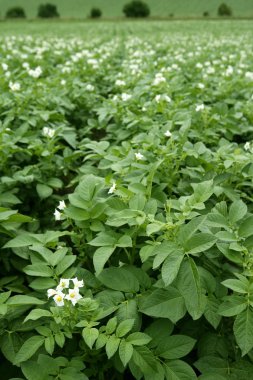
[5,6,26,18]
[89,7,102,18]
[123,0,150,18]
[1,21,253,380]
[37,3,59,18]
[218,3,232,16]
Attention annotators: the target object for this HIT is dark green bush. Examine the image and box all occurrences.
[218,3,232,16]
[123,0,150,18]
[37,3,59,18]
[203,11,209,17]
[5,6,26,18]
[90,7,102,18]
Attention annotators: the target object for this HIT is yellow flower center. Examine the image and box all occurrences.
[70,292,75,298]
[56,296,62,302]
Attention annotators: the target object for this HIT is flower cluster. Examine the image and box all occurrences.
[244,142,253,153]
[54,200,66,221]
[47,277,84,306]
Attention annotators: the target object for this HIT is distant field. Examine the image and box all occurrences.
[0,0,252,19]
[0,19,253,37]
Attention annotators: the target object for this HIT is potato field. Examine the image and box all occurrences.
[0,21,253,380]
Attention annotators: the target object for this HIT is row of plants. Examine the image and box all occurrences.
[0,24,253,379]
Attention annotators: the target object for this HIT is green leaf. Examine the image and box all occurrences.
[0,290,11,304]
[238,216,253,238]
[24,309,52,322]
[36,184,53,199]
[105,335,120,359]
[234,308,253,356]
[116,319,135,338]
[75,175,104,202]
[119,339,133,367]
[218,296,247,317]
[195,356,230,376]
[55,255,76,275]
[98,267,139,293]
[24,264,53,277]
[229,200,247,224]
[29,278,56,290]
[162,250,184,286]
[139,288,186,323]
[64,206,89,221]
[153,241,178,269]
[206,213,228,229]
[164,359,197,380]
[191,180,213,203]
[3,234,41,248]
[221,279,249,293]
[0,332,20,363]
[176,258,206,320]
[116,235,132,247]
[45,335,55,355]
[132,346,158,375]
[93,246,115,275]
[178,215,207,243]
[184,233,217,254]
[204,296,222,329]
[14,336,45,364]
[82,327,99,349]
[126,332,152,346]
[156,335,196,359]
[106,317,118,334]
[89,232,117,247]
[21,361,47,380]
[7,295,45,306]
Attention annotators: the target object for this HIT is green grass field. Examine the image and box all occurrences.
[0,0,252,19]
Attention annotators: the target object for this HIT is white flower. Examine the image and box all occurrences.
[108,182,116,194]
[245,71,253,81]
[164,130,172,137]
[9,82,20,91]
[47,288,57,298]
[65,288,82,305]
[54,209,62,221]
[121,93,131,101]
[2,63,8,71]
[153,74,166,86]
[195,104,205,112]
[244,142,251,151]
[42,127,55,138]
[53,291,65,307]
[57,278,70,291]
[86,84,94,91]
[72,277,84,288]
[197,83,205,89]
[28,66,42,78]
[155,94,171,103]
[58,200,66,210]
[22,62,29,69]
[61,79,66,85]
[115,79,126,86]
[225,66,233,77]
[135,152,144,160]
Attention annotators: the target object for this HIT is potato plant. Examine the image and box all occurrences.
[0,22,253,380]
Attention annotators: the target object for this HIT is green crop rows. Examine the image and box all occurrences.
[1,21,253,380]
